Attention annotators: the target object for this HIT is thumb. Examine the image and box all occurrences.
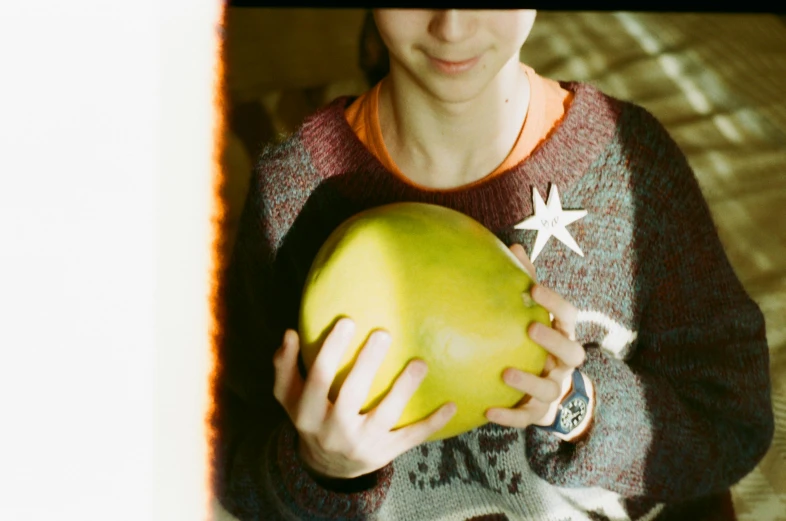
[509,243,537,282]
[272,329,305,414]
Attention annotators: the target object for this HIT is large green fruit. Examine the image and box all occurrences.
[298,202,550,441]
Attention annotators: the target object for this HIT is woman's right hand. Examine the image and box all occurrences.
[273,318,457,481]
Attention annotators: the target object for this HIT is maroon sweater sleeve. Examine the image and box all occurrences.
[211,139,392,520]
[524,106,774,502]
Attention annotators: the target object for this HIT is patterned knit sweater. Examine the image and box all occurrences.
[212,81,774,521]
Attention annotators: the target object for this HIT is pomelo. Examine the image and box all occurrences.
[298,202,550,441]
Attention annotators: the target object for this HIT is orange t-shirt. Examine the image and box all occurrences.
[344,63,573,187]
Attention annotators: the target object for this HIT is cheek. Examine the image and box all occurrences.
[488,11,534,50]
[373,10,423,54]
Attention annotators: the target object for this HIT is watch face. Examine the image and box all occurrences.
[559,397,587,431]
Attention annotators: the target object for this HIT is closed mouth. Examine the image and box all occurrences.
[428,55,481,74]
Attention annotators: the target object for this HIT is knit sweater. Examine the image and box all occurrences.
[212,81,774,521]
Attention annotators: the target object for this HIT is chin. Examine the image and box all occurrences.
[392,53,508,105]
[415,57,511,105]
[422,78,497,105]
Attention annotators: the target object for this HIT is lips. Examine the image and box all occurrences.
[428,55,481,74]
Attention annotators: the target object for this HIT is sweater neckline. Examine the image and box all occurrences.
[299,81,620,234]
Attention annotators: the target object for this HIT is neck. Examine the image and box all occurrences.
[378,57,530,189]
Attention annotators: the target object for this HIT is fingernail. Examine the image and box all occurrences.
[408,360,427,377]
[503,368,521,385]
[372,330,392,347]
[532,284,548,302]
[337,318,355,335]
[443,402,457,416]
[529,322,544,340]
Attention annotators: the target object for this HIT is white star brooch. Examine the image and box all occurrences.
[514,185,587,262]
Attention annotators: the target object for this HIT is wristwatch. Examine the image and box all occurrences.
[538,369,591,436]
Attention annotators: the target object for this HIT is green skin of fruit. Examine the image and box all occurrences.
[299,203,551,441]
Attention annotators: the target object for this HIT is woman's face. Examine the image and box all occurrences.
[372,9,536,104]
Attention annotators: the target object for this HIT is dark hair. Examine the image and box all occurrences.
[359,10,390,87]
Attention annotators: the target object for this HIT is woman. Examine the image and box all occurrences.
[213,10,773,520]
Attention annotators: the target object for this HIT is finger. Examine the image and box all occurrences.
[272,329,305,414]
[333,330,393,415]
[299,318,356,423]
[392,401,457,451]
[509,243,538,281]
[531,284,577,340]
[366,358,429,430]
[547,364,575,391]
[529,322,586,368]
[501,368,562,404]
[486,399,550,429]
[541,353,558,376]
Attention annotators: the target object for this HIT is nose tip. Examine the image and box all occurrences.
[428,10,477,43]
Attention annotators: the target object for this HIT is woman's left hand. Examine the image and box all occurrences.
[484,244,595,441]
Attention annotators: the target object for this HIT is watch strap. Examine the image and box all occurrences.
[538,369,589,435]
[570,367,586,396]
